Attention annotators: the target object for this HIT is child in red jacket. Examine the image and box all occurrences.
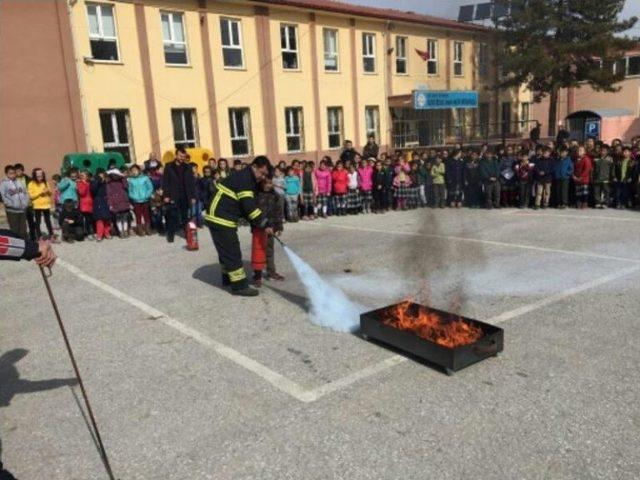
[77,171,95,240]
[573,146,593,209]
[331,162,348,216]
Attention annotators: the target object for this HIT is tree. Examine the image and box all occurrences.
[494,0,637,138]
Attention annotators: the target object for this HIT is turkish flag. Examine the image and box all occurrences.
[415,49,430,61]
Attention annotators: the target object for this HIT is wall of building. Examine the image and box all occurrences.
[0,0,85,174]
[2,0,530,177]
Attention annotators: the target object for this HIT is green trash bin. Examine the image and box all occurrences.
[61,152,126,176]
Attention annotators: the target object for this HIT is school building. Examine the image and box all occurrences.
[1,0,532,174]
[532,47,640,144]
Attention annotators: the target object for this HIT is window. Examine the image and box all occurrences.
[501,102,512,134]
[478,43,489,78]
[172,109,198,148]
[228,108,251,156]
[161,11,188,65]
[220,18,244,68]
[327,107,343,149]
[520,102,530,132]
[281,24,299,70]
[285,107,304,152]
[362,33,376,73]
[86,3,119,61]
[99,109,134,162]
[395,36,407,74]
[614,58,626,75]
[427,39,438,75]
[365,106,380,141]
[323,28,339,71]
[453,41,463,76]
[628,56,640,76]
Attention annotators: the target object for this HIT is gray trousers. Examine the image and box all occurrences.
[593,182,610,206]
[6,210,27,239]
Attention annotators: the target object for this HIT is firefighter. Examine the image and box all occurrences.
[205,155,274,296]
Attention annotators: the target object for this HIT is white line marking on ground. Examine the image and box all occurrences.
[55,259,640,403]
[485,265,640,324]
[57,259,314,403]
[502,209,640,223]
[307,222,640,264]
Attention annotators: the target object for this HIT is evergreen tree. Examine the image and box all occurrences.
[494,0,637,137]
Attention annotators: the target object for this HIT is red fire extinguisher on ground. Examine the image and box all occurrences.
[185,219,199,251]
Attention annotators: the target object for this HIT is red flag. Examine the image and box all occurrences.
[415,48,430,61]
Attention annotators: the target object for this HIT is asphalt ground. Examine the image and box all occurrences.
[1,207,639,480]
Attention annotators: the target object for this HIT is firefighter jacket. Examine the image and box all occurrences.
[204,167,269,229]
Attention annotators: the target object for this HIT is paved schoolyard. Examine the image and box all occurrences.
[1,208,640,480]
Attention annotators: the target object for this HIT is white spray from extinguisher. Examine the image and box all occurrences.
[281,245,366,333]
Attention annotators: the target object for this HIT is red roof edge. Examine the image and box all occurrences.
[252,0,489,33]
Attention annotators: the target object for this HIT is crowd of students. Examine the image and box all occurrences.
[1,135,639,245]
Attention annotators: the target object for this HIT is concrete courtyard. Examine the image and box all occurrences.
[1,207,639,480]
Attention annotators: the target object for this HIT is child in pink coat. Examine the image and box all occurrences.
[393,158,412,210]
[357,159,374,213]
[314,159,332,218]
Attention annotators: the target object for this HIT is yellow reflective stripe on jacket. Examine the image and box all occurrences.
[228,267,246,282]
[248,208,262,220]
[204,189,238,228]
[217,184,237,199]
[237,190,254,200]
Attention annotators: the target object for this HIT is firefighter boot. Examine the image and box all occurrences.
[231,287,260,297]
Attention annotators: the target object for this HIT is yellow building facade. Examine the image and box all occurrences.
[62,0,532,164]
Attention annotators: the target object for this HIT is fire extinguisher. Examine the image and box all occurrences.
[185,219,199,251]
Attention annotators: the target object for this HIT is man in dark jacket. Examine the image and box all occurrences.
[162,147,197,243]
[205,155,273,296]
[339,140,361,164]
[479,148,501,209]
[362,135,379,160]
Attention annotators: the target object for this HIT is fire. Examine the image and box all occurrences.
[383,301,483,348]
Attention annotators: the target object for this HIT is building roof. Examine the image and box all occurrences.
[568,108,634,118]
[253,0,488,33]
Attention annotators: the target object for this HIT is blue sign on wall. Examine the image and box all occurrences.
[413,90,479,110]
[584,119,600,139]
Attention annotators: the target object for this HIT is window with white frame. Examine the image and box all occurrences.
[171,109,198,148]
[161,11,188,65]
[327,107,343,149]
[365,106,380,141]
[478,43,489,79]
[86,3,119,61]
[99,109,134,162]
[427,39,438,75]
[220,17,244,68]
[453,41,463,76]
[520,102,530,133]
[362,33,376,73]
[281,24,299,70]
[285,107,304,152]
[323,28,339,72]
[395,36,407,74]
[228,108,252,156]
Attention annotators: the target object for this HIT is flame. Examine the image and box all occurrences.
[382,301,483,348]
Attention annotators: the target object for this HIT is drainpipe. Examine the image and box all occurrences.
[66,0,91,151]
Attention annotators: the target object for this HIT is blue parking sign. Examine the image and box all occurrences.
[584,120,600,139]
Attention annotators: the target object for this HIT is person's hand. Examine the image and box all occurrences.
[35,240,56,268]
[163,197,170,204]
[265,227,274,236]
[275,230,282,237]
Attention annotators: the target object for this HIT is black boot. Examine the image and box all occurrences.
[231,287,260,297]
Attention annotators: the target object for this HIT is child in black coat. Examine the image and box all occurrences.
[59,199,85,243]
[252,177,285,286]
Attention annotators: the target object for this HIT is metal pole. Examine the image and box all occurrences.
[38,266,116,480]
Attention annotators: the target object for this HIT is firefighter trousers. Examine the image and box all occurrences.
[208,225,248,290]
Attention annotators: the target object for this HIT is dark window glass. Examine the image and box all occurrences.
[90,39,119,61]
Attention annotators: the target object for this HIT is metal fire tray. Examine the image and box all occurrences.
[360,302,503,375]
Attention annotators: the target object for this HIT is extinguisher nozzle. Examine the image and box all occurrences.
[271,234,286,248]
